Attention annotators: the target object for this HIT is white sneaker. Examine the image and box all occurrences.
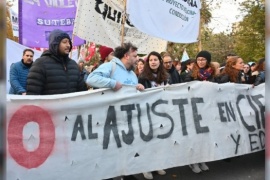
[143,172,153,179]
[199,162,209,171]
[157,169,166,175]
[189,163,201,173]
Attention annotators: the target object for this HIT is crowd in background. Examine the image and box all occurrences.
[79,46,265,91]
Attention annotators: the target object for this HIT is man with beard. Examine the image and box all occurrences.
[9,48,34,95]
[27,29,87,95]
[87,42,144,180]
[162,53,182,84]
[87,42,144,92]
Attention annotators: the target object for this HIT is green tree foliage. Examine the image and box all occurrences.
[200,30,235,63]
[167,0,265,64]
[233,0,265,62]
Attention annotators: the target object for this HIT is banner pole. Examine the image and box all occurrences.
[197,18,202,52]
[70,34,75,59]
[6,4,15,41]
[121,0,127,46]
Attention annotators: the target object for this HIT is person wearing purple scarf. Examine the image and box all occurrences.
[183,50,217,174]
[184,50,216,82]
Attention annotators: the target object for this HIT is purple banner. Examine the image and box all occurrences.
[19,0,84,48]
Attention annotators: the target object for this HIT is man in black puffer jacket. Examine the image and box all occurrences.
[27,29,87,95]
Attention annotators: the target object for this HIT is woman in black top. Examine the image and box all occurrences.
[139,51,169,89]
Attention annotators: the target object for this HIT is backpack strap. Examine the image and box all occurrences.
[110,61,116,78]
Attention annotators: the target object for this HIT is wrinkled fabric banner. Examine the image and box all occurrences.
[19,0,84,48]
[127,0,201,43]
[73,0,167,54]
[6,82,265,180]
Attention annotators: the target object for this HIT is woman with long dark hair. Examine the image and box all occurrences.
[138,51,168,179]
[243,63,252,84]
[139,51,169,88]
[134,59,145,77]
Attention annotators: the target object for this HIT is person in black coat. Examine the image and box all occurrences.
[215,56,245,84]
[162,53,182,84]
[243,63,253,84]
[253,58,265,86]
[139,51,169,89]
[27,29,87,95]
[180,58,196,82]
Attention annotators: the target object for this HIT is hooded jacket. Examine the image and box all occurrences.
[27,29,86,95]
[86,57,138,89]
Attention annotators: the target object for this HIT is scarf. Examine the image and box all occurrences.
[198,68,213,81]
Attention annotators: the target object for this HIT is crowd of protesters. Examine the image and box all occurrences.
[8,29,265,180]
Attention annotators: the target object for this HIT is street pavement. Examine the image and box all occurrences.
[115,150,265,180]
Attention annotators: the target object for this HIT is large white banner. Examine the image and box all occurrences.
[6,82,265,180]
[127,0,201,43]
[73,0,167,54]
[6,39,79,93]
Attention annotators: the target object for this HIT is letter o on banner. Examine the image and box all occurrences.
[7,105,55,169]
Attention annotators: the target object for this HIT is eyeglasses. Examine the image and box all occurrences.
[163,61,172,64]
[197,58,207,62]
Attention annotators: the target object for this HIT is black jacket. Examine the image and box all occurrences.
[215,72,243,84]
[138,78,168,89]
[167,65,182,84]
[254,71,265,86]
[27,30,86,95]
[27,51,87,95]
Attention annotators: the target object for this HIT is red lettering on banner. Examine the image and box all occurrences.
[7,105,55,169]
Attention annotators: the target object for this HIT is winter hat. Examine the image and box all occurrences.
[49,29,72,56]
[99,45,114,61]
[185,58,196,65]
[248,62,256,66]
[196,50,211,63]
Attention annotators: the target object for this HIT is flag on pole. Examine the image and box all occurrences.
[19,0,84,48]
[73,0,167,54]
[181,49,190,62]
[127,0,201,43]
[85,42,96,62]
